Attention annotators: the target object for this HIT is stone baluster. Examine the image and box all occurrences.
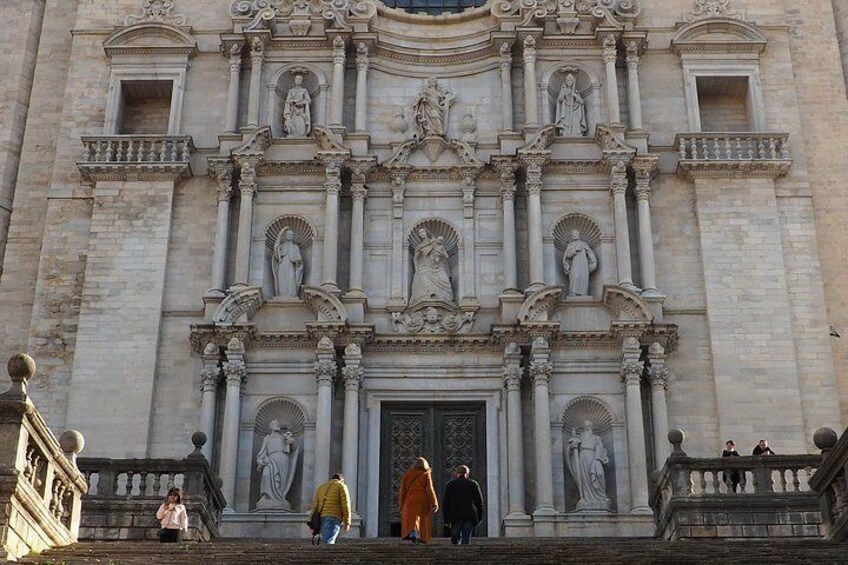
[609,158,635,289]
[225,42,244,133]
[247,36,265,128]
[330,36,346,128]
[209,161,234,293]
[500,42,514,132]
[354,42,369,133]
[523,36,539,129]
[198,343,221,463]
[220,338,247,510]
[503,343,526,515]
[648,342,670,470]
[320,156,344,294]
[621,336,651,513]
[496,160,519,293]
[234,156,259,285]
[625,41,643,131]
[314,338,337,484]
[602,34,621,125]
[523,154,549,292]
[633,156,659,295]
[530,337,555,513]
[348,161,371,296]
[341,344,364,512]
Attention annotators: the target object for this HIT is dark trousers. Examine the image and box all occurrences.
[450,521,475,545]
[158,528,183,543]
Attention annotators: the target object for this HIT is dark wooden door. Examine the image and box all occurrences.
[379,402,487,538]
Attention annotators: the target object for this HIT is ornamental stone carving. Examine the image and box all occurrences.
[255,420,298,511]
[567,420,612,511]
[562,230,598,297]
[391,305,474,334]
[685,0,741,22]
[555,73,588,137]
[272,228,304,298]
[125,0,187,26]
[231,0,377,32]
[412,77,455,138]
[410,226,454,306]
[282,75,312,138]
[491,0,640,29]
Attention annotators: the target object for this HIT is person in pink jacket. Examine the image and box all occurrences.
[156,487,188,542]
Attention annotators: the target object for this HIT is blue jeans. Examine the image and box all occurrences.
[319,516,342,544]
[450,521,475,545]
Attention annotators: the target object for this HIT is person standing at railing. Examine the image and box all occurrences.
[721,440,741,492]
[156,487,189,543]
[752,439,776,456]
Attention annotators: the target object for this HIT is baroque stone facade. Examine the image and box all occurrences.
[1,0,848,538]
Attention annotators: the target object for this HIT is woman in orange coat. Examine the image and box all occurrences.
[398,456,439,543]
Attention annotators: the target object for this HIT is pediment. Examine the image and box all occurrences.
[517,286,563,323]
[602,285,653,322]
[384,137,484,169]
[214,286,265,325]
[103,23,197,59]
[672,18,767,55]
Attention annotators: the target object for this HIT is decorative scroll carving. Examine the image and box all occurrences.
[264,215,316,253]
[602,285,653,322]
[391,304,475,334]
[520,124,557,151]
[303,286,348,322]
[517,286,563,323]
[233,126,272,157]
[491,0,640,29]
[596,124,636,155]
[125,0,187,27]
[383,137,484,168]
[685,0,741,22]
[231,0,377,31]
[312,125,349,152]
[213,286,265,324]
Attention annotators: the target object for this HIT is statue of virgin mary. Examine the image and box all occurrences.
[410,227,454,305]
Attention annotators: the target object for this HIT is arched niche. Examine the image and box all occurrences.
[267,65,326,139]
[551,212,603,295]
[263,215,317,300]
[406,218,462,306]
[541,63,601,136]
[249,397,308,512]
[561,396,618,513]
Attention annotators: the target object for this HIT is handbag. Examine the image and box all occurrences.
[307,485,332,534]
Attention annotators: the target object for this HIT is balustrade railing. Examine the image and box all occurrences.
[80,135,193,164]
[809,427,848,541]
[676,133,791,161]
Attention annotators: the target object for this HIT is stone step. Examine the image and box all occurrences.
[17,538,848,565]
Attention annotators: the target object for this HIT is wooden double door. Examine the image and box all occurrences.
[378,402,487,538]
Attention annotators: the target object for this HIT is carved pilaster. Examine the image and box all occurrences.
[602,33,622,125]
[620,336,643,386]
[500,41,515,131]
[522,35,539,128]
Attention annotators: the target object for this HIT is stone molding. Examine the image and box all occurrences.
[672,17,766,55]
[491,0,641,30]
[603,286,653,322]
[104,22,197,59]
[517,286,563,323]
[303,286,348,323]
[125,0,188,27]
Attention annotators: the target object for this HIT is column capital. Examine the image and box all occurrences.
[322,157,344,195]
[609,158,628,195]
[315,359,337,385]
[503,367,524,391]
[209,160,235,201]
[649,367,669,389]
[495,159,518,201]
[356,41,369,71]
[223,360,247,386]
[201,366,220,392]
[602,33,618,64]
[500,40,513,66]
[342,366,364,391]
[529,361,553,385]
[625,40,640,69]
[522,35,537,61]
[249,35,265,62]
[333,35,346,63]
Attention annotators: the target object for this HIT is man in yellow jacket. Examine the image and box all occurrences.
[310,472,351,545]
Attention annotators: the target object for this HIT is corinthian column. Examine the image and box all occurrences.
[496,160,519,293]
[198,343,220,463]
[503,343,526,515]
[633,156,659,295]
[625,41,643,131]
[523,154,549,292]
[247,36,264,128]
[648,342,670,469]
[348,162,371,295]
[523,36,539,129]
[220,338,247,510]
[609,158,634,289]
[321,157,344,294]
[500,42,514,132]
[341,344,364,512]
[225,43,243,133]
[530,337,555,513]
[621,337,651,513]
[208,161,234,293]
[234,157,259,284]
[330,36,346,127]
[602,34,621,125]
[354,42,369,133]
[314,338,337,484]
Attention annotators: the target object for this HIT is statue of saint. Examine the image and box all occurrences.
[283,74,311,138]
[562,229,597,297]
[566,420,611,511]
[412,77,455,138]
[256,419,299,511]
[273,228,304,298]
[555,73,588,137]
[410,227,454,305]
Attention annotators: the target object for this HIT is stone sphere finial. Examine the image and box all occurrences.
[59,430,85,466]
[188,431,207,459]
[5,353,36,397]
[814,427,838,452]
[668,428,687,458]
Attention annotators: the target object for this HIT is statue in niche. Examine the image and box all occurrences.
[410,227,454,305]
[562,229,597,297]
[412,77,455,138]
[256,419,299,511]
[272,227,304,298]
[566,420,612,511]
[555,73,588,137]
[283,74,311,138]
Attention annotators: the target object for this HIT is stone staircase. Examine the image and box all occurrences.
[18,538,848,565]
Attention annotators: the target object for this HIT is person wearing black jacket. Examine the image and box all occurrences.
[442,465,484,545]
[752,439,776,456]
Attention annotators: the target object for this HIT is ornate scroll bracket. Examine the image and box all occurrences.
[125,0,187,27]
[391,302,475,334]
[517,286,563,324]
[303,286,348,323]
[684,0,742,22]
[602,285,652,322]
[596,124,637,161]
[231,0,377,32]
[491,0,641,30]
[233,126,272,158]
[383,137,484,169]
[313,125,350,153]
[213,286,265,325]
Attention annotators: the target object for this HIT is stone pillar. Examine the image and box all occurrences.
[500,41,514,132]
[234,157,259,285]
[648,342,670,469]
[321,157,344,294]
[314,337,337,484]
[530,337,555,513]
[609,158,634,289]
[460,171,478,301]
[503,343,526,515]
[389,171,408,305]
[198,343,220,463]
[330,36,346,128]
[625,41,644,131]
[348,163,370,295]
[602,34,621,126]
[247,37,264,128]
[209,162,234,292]
[621,336,651,513]
[341,344,364,511]
[633,156,659,295]
[522,36,539,129]
[354,42,369,133]
[220,338,247,510]
[497,161,519,293]
[524,154,548,292]
[225,43,243,133]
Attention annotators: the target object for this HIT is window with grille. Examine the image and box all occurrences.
[381,0,487,15]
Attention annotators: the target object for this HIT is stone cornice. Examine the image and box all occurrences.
[671,17,767,56]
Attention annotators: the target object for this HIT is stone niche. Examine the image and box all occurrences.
[263,215,316,300]
[552,212,603,298]
[406,217,462,305]
[269,68,325,139]
[562,396,618,513]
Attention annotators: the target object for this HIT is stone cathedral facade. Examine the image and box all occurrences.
[3,0,848,539]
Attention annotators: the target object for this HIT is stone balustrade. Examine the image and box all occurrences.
[76,432,225,541]
[0,354,88,562]
[77,135,194,182]
[808,427,848,541]
[651,430,823,540]
[675,133,792,178]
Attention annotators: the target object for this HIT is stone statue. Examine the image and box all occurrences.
[272,228,304,298]
[566,420,611,511]
[412,77,455,138]
[562,229,597,297]
[283,75,311,138]
[555,73,587,137]
[256,419,298,511]
[410,227,454,305]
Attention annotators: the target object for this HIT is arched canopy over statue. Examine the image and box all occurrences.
[256,419,299,511]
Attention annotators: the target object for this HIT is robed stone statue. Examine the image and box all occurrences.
[412,77,455,138]
[566,420,612,511]
[273,228,304,298]
[410,227,454,305]
[283,74,311,138]
[256,419,299,511]
[562,229,597,297]
[555,73,588,137]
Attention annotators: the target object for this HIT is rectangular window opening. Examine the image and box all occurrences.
[696,76,752,132]
[118,80,173,135]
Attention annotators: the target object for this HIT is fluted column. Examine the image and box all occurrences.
[503,343,526,515]
[314,337,337,483]
[523,36,539,129]
[198,343,220,463]
[609,158,634,288]
[648,342,670,469]
[330,36,346,127]
[247,37,264,128]
[634,156,659,295]
[234,157,259,284]
[496,161,519,293]
[341,344,364,511]
[621,337,651,513]
[321,157,344,294]
[625,41,643,131]
[602,34,621,125]
[354,42,369,133]
[500,42,514,132]
[530,337,555,512]
[348,163,370,295]
[523,154,548,291]
[220,338,247,510]
[225,43,243,133]
[209,161,234,292]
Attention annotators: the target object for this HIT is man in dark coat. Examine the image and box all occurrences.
[442,465,484,545]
